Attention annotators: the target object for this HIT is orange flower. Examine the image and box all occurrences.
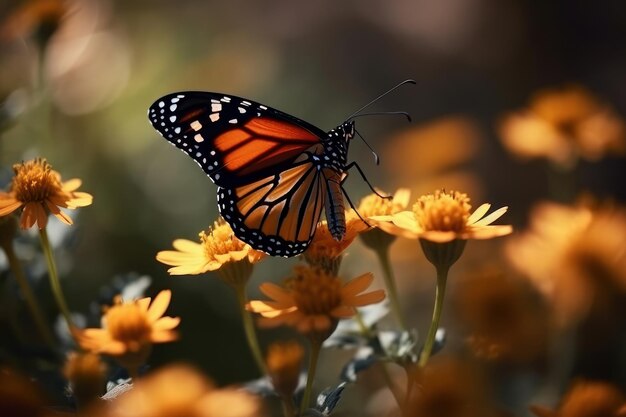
[531,381,626,417]
[303,209,368,273]
[156,218,264,280]
[63,352,106,405]
[371,189,511,243]
[0,158,92,229]
[499,85,626,167]
[248,266,385,341]
[358,188,411,219]
[506,202,626,325]
[266,341,304,400]
[77,290,179,374]
[102,364,266,417]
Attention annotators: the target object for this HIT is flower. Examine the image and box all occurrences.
[156,218,264,286]
[358,188,410,250]
[452,265,548,364]
[0,158,92,230]
[102,364,266,417]
[303,209,368,274]
[77,290,180,374]
[266,341,304,400]
[506,202,626,325]
[248,265,385,341]
[371,189,511,243]
[499,85,626,167]
[63,352,106,406]
[531,381,626,417]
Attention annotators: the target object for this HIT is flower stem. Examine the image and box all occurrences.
[2,242,55,348]
[374,247,408,332]
[300,339,321,414]
[39,228,75,332]
[280,395,296,417]
[234,283,268,376]
[418,265,449,367]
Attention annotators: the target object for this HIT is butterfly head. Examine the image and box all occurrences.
[339,120,356,142]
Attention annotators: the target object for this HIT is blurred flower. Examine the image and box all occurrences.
[303,210,368,274]
[103,364,266,417]
[506,202,626,325]
[248,265,385,341]
[0,158,93,229]
[358,188,410,249]
[453,265,548,364]
[77,290,180,375]
[371,189,511,243]
[499,85,626,167]
[266,341,304,400]
[0,367,48,417]
[156,218,264,287]
[531,381,626,417]
[0,0,66,44]
[63,351,107,406]
[406,356,498,417]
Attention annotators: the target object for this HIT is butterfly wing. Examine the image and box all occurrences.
[217,155,326,257]
[148,92,326,187]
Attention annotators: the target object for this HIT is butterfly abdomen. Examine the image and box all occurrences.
[323,169,346,241]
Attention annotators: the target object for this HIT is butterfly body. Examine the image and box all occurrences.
[148,92,356,257]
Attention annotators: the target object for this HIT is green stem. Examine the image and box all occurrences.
[234,283,268,375]
[280,395,296,417]
[300,339,321,414]
[375,247,409,332]
[2,242,55,348]
[39,228,75,332]
[418,265,448,367]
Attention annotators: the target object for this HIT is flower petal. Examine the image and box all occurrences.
[171,239,204,253]
[259,282,294,304]
[472,206,508,226]
[392,188,411,209]
[0,198,22,216]
[344,289,386,307]
[341,273,374,297]
[62,178,82,192]
[150,330,178,343]
[467,203,491,225]
[147,290,172,321]
[153,316,181,331]
[330,305,356,318]
[137,297,151,312]
[464,225,513,240]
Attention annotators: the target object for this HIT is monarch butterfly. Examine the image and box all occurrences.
[148,80,414,257]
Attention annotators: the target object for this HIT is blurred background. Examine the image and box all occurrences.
[1,0,626,416]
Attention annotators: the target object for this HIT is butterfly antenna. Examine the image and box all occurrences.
[345,79,416,121]
[349,111,412,122]
[355,128,380,165]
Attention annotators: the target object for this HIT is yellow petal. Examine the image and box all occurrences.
[0,198,22,216]
[153,316,181,331]
[418,230,458,243]
[147,290,172,321]
[392,188,411,208]
[137,297,151,312]
[259,282,294,304]
[151,329,178,343]
[62,178,82,192]
[172,239,204,253]
[341,273,374,297]
[345,290,386,307]
[330,305,356,318]
[467,203,491,225]
[471,206,508,226]
[391,211,420,232]
[464,225,513,239]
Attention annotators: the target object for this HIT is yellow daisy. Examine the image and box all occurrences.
[0,158,92,229]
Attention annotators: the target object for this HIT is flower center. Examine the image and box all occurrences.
[359,193,403,218]
[11,159,63,203]
[200,219,246,260]
[289,266,342,315]
[413,190,471,232]
[105,303,152,350]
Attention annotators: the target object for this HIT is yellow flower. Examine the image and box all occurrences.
[103,364,266,417]
[303,210,368,274]
[371,189,512,242]
[499,85,626,167]
[0,158,93,229]
[506,202,626,325]
[63,352,106,406]
[266,341,304,400]
[531,381,626,417]
[77,290,180,374]
[248,266,385,341]
[156,219,264,286]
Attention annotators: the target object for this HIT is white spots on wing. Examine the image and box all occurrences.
[190,120,202,131]
[215,173,221,180]
[213,161,218,166]
[259,105,267,110]
[211,103,222,112]
[170,104,177,111]
[194,133,204,143]
[208,165,214,171]
[169,115,176,122]
[196,152,202,158]
[257,112,261,116]
[238,107,246,114]
[210,113,220,122]
[177,94,185,98]
[174,127,181,134]
[221,96,231,103]
[210,150,216,156]
[241,100,251,106]
[158,101,165,108]
[171,97,180,103]
[229,119,237,124]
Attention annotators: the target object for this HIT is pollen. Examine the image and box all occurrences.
[11,158,63,203]
[200,219,247,260]
[105,301,152,351]
[413,189,471,233]
[289,266,343,316]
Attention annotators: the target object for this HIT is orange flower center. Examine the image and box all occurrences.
[200,219,247,261]
[413,190,471,233]
[105,303,152,350]
[289,267,342,316]
[358,193,402,218]
[11,158,63,203]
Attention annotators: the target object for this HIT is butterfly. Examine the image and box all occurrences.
[148,80,414,257]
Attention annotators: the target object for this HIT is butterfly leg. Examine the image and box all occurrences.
[343,162,392,199]
[340,185,373,228]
